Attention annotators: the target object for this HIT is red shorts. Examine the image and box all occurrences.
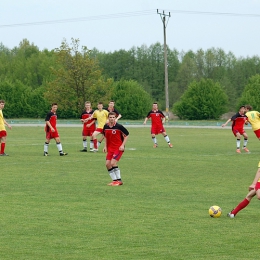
[106,149,124,161]
[0,130,7,138]
[254,129,260,139]
[151,126,165,135]
[232,128,245,137]
[82,129,95,137]
[46,130,59,139]
[255,180,260,191]
[95,128,103,133]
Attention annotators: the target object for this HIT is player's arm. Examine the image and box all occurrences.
[4,119,12,129]
[119,134,129,151]
[115,114,122,122]
[86,119,96,127]
[222,118,231,127]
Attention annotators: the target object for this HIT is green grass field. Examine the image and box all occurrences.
[1,125,259,259]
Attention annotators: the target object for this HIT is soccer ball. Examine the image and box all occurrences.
[209,205,222,218]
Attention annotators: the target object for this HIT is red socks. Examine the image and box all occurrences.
[232,198,250,215]
[0,143,5,154]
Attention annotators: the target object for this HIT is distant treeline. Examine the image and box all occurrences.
[0,38,260,119]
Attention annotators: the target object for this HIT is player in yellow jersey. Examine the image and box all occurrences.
[85,102,109,151]
[0,100,12,156]
[244,105,260,140]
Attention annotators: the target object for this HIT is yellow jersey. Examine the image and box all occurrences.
[92,109,109,128]
[0,110,6,131]
[246,110,260,131]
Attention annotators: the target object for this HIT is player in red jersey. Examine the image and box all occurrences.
[44,103,68,156]
[98,100,122,148]
[103,112,129,186]
[143,102,173,148]
[222,106,249,153]
[227,161,260,218]
[80,101,96,152]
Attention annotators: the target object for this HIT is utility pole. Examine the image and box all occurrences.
[157,9,171,121]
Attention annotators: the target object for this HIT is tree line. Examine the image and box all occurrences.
[0,38,260,119]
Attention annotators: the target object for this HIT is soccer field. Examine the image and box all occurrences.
[1,126,259,259]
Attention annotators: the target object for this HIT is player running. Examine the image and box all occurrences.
[143,102,173,148]
[222,105,249,153]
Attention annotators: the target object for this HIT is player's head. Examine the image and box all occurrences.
[97,102,103,110]
[152,102,158,110]
[51,103,58,112]
[108,112,116,122]
[239,105,245,113]
[109,100,115,107]
[0,100,5,109]
[85,101,91,109]
[245,105,252,111]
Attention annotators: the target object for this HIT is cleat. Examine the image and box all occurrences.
[80,148,87,152]
[43,152,48,156]
[117,180,123,185]
[243,147,250,153]
[93,149,98,152]
[0,153,9,156]
[227,212,235,218]
[60,152,68,156]
[168,143,173,148]
[89,148,94,152]
[236,149,241,154]
[107,181,120,186]
[153,144,158,148]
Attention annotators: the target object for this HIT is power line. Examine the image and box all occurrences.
[1,9,260,29]
[0,10,155,28]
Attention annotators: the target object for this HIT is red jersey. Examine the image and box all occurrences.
[103,123,129,151]
[146,110,165,128]
[231,112,247,130]
[81,110,96,131]
[45,111,57,132]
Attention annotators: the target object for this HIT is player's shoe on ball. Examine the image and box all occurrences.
[236,149,241,153]
[227,212,235,218]
[153,144,158,148]
[60,152,68,156]
[168,143,173,148]
[0,153,9,156]
[80,148,87,152]
[43,152,48,156]
[243,147,250,153]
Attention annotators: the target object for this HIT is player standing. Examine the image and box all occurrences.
[103,112,129,186]
[244,105,260,141]
[98,100,122,148]
[80,101,96,152]
[222,105,249,153]
[143,102,173,148]
[85,102,109,152]
[44,103,68,156]
[0,100,12,156]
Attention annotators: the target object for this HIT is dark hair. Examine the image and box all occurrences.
[98,102,103,105]
[239,105,245,109]
[51,103,58,106]
[0,100,5,103]
[108,112,116,117]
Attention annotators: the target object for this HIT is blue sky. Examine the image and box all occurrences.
[1,0,260,57]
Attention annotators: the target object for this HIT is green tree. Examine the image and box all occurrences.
[239,74,260,111]
[111,80,152,120]
[173,78,228,120]
[45,38,113,114]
